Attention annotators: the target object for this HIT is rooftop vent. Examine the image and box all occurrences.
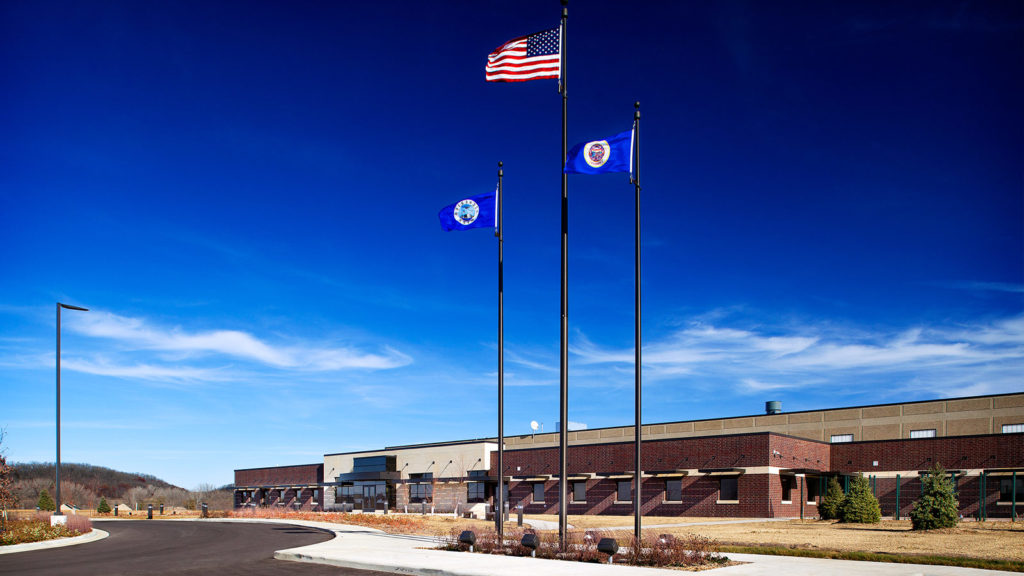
[765,401,782,415]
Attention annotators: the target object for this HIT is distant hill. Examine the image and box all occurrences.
[13,462,181,494]
[10,462,185,509]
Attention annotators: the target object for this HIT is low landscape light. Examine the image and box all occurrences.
[597,537,619,563]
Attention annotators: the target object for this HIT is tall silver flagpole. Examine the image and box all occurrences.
[558,0,570,552]
[632,102,642,543]
[496,161,505,540]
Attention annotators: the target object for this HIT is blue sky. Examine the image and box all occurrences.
[1,0,1021,489]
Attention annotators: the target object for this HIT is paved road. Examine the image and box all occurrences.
[0,520,392,576]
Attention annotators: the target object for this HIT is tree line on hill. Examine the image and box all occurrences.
[6,461,234,511]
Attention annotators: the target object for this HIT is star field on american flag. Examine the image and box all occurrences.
[485,27,561,83]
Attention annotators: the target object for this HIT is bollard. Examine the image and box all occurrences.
[421,501,427,515]
[159,504,164,515]
[517,504,524,527]
[201,503,208,518]
[147,504,153,520]
[114,506,118,517]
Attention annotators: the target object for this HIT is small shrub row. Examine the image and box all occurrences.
[0,513,91,546]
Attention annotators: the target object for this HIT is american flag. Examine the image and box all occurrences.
[485,27,561,82]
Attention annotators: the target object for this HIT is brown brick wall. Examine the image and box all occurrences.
[235,464,322,486]
[496,433,775,478]
[830,434,1023,473]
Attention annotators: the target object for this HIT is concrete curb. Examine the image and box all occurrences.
[0,528,109,555]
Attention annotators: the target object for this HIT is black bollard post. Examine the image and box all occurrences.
[201,503,208,518]
[159,504,164,515]
[517,504,523,527]
[147,504,153,520]
[114,505,118,517]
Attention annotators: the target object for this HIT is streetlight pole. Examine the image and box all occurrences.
[56,302,88,520]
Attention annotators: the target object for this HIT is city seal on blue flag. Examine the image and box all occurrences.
[454,198,480,226]
[439,190,497,232]
[564,128,634,175]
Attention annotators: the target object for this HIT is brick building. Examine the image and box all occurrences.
[234,463,324,510]
[235,392,1024,519]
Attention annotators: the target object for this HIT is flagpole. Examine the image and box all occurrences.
[558,0,570,552]
[496,160,505,541]
[632,101,642,544]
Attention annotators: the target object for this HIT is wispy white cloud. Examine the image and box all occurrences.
[571,313,1024,397]
[936,281,1024,294]
[69,312,411,372]
[62,357,233,383]
[46,311,412,385]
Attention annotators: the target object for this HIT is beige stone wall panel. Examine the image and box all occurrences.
[825,408,861,422]
[862,405,901,418]
[946,398,993,412]
[903,402,945,415]
[946,418,991,436]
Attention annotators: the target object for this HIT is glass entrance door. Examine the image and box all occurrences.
[362,485,377,512]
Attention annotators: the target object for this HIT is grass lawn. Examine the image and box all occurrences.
[523,514,1024,565]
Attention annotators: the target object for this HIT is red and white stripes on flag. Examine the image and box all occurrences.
[485,27,561,82]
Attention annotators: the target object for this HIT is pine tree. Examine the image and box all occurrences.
[840,475,882,523]
[97,497,111,514]
[910,464,959,530]
[38,489,56,511]
[819,476,845,520]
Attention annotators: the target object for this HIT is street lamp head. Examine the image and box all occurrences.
[58,303,89,312]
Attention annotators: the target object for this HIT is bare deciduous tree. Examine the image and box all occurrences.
[1,429,16,521]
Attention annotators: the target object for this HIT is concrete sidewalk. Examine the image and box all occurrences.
[211,518,1019,576]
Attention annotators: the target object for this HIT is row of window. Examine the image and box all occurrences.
[829,424,1024,443]
[531,476,1023,505]
[531,477,742,504]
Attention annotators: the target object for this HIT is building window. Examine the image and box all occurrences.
[409,473,433,503]
[999,477,1024,503]
[467,482,486,503]
[571,481,586,503]
[665,479,682,502]
[533,483,545,503]
[409,483,433,503]
[781,475,794,503]
[910,429,936,438]
[617,480,633,503]
[338,484,357,504]
[830,434,853,443]
[1002,424,1024,434]
[719,477,739,502]
[467,470,487,503]
[806,478,821,503]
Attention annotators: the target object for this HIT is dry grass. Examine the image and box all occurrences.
[524,515,1024,563]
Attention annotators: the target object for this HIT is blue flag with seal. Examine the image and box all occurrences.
[564,128,634,175]
[438,190,497,232]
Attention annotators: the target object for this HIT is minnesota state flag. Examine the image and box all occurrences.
[438,191,497,232]
[564,128,634,175]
